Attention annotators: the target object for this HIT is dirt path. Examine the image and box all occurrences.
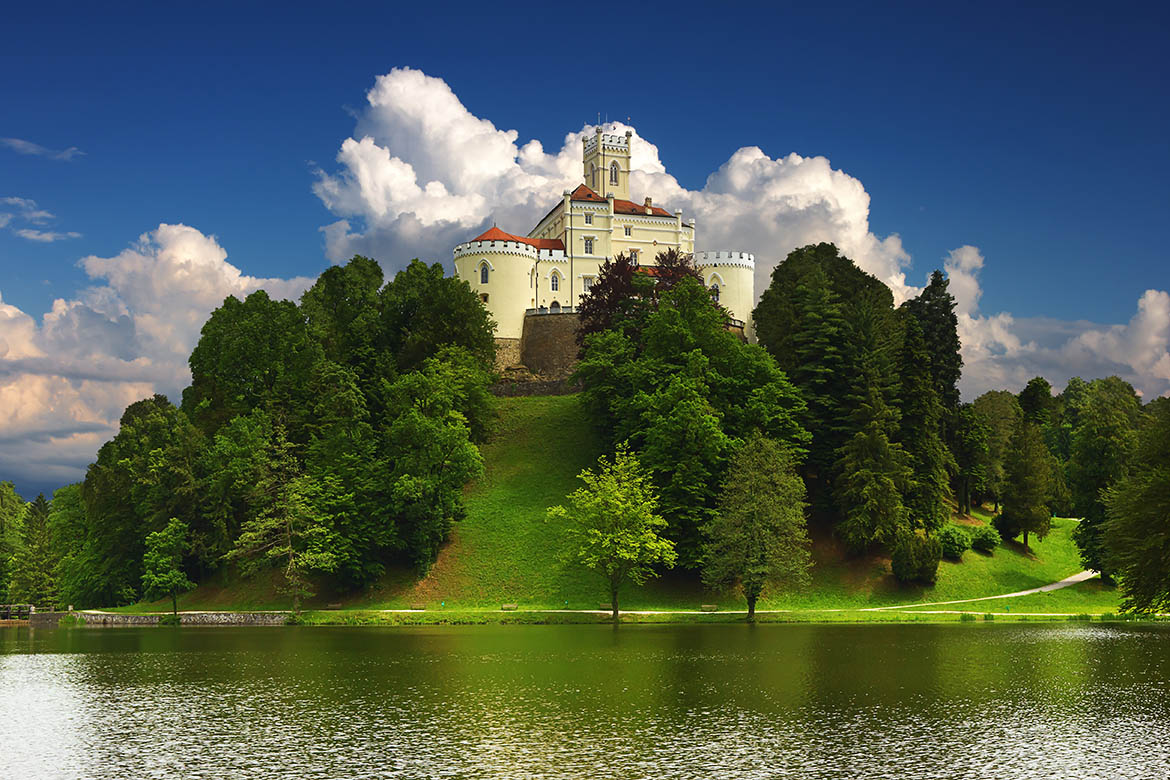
[860,569,1099,612]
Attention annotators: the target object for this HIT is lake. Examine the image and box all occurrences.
[2,623,1168,779]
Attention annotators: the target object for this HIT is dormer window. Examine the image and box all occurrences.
[610,161,619,184]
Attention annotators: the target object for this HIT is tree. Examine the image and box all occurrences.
[48,484,89,608]
[224,425,338,612]
[952,404,990,515]
[548,446,677,620]
[1068,377,1143,580]
[702,434,811,620]
[972,390,1023,509]
[379,259,496,373]
[141,518,195,617]
[997,421,1053,551]
[0,481,26,598]
[7,494,57,606]
[1102,399,1170,613]
[900,269,962,413]
[834,385,912,552]
[896,314,952,533]
[1018,376,1055,425]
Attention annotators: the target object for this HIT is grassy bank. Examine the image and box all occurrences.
[126,393,1120,617]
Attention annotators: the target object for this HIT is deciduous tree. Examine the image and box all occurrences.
[141,518,195,617]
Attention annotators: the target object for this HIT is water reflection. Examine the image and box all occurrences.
[2,624,1168,779]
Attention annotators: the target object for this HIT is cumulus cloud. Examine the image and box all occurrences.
[949,247,1170,399]
[1,137,85,161]
[313,67,915,301]
[0,224,314,494]
[315,68,1169,402]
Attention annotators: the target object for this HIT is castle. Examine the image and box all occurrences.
[453,128,755,366]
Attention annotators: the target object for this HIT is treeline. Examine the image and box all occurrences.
[4,257,498,608]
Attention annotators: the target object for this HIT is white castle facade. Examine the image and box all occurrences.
[452,128,754,355]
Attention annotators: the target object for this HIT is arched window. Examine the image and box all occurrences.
[550,272,560,292]
[590,164,596,188]
[710,284,720,302]
[610,161,619,184]
[479,262,489,284]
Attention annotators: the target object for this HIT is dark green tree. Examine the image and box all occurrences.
[182,290,323,438]
[1068,377,1143,580]
[141,518,195,617]
[379,259,496,373]
[1102,399,1170,613]
[895,314,952,532]
[48,484,89,608]
[997,421,1053,551]
[7,494,57,606]
[900,269,963,413]
[1018,376,1055,425]
[0,481,26,598]
[702,434,812,620]
[952,404,990,515]
[972,390,1023,509]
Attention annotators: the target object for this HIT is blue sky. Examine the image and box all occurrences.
[1,1,1168,496]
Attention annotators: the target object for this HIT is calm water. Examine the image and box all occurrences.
[2,623,1168,779]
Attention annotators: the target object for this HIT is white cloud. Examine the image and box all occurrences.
[14,229,82,242]
[0,224,314,493]
[313,67,915,301]
[1,137,85,161]
[949,248,1170,400]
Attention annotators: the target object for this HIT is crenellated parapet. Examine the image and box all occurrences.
[695,250,755,270]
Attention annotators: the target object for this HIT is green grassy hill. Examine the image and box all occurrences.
[146,393,1121,615]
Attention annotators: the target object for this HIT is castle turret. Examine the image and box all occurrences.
[695,250,756,339]
[582,128,631,201]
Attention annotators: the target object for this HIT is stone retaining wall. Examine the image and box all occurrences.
[34,611,291,628]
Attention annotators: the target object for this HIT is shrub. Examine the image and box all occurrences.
[891,533,943,585]
[970,525,999,554]
[158,614,181,626]
[959,612,977,622]
[992,512,1021,542]
[939,525,971,561]
[983,613,995,621]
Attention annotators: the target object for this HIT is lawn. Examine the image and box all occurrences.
[131,394,1099,616]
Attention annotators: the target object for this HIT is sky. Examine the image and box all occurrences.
[1,1,1168,497]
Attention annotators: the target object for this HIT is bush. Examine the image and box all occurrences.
[983,613,995,621]
[970,525,999,554]
[939,525,971,561]
[158,614,181,626]
[891,533,942,584]
[959,612,977,622]
[992,512,1021,542]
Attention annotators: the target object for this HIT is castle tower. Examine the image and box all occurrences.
[695,251,756,339]
[582,128,631,201]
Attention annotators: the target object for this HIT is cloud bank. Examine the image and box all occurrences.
[0,224,313,493]
[314,67,1170,402]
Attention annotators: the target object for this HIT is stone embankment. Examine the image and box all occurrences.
[30,611,289,628]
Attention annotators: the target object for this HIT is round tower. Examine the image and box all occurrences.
[695,251,756,339]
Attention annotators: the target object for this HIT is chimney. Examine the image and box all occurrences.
[644,196,653,215]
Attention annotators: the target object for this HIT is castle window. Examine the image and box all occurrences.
[624,225,631,236]
[583,276,594,291]
[584,213,592,225]
[550,272,560,292]
[480,293,489,303]
[710,284,720,302]
[610,161,619,184]
[584,237,594,254]
[479,263,489,284]
[629,249,638,263]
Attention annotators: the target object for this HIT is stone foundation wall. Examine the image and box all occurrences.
[519,312,581,379]
[494,337,521,370]
[36,611,291,627]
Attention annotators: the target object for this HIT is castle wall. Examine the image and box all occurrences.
[520,312,581,379]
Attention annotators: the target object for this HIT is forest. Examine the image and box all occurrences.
[1,244,1167,615]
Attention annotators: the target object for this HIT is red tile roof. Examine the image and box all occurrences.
[569,184,607,203]
[471,226,564,251]
[614,198,673,217]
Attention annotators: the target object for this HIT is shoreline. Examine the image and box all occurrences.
[26,607,1164,628]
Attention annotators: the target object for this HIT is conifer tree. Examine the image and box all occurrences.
[901,270,962,413]
[896,315,952,532]
[996,421,1053,551]
[7,494,58,606]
